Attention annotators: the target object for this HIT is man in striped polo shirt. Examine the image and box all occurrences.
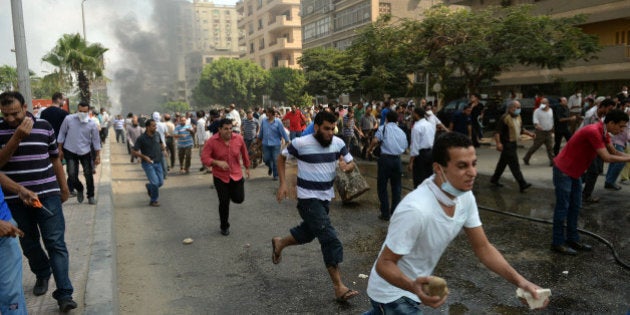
[0,91,76,312]
[271,110,359,303]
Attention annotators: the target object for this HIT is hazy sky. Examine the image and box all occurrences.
[0,0,238,111]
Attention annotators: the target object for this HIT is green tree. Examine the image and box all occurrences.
[268,67,306,105]
[31,72,72,99]
[351,15,421,100]
[161,101,191,113]
[298,47,363,99]
[411,5,600,93]
[194,58,269,106]
[0,65,18,91]
[42,33,108,104]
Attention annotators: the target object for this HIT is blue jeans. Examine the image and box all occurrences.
[10,195,74,301]
[605,144,626,185]
[290,198,343,267]
[0,219,27,315]
[377,155,402,218]
[290,130,302,140]
[262,145,281,178]
[363,297,423,315]
[552,166,582,246]
[142,161,164,202]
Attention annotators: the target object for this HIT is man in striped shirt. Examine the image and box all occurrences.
[241,110,259,157]
[0,91,76,312]
[271,110,360,303]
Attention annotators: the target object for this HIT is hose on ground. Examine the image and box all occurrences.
[360,173,630,270]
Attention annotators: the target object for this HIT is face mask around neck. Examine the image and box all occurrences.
[439,166,467,198]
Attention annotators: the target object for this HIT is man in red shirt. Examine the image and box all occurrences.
[201,119,251,236]
[282,105,306,140]
[551,109,630,255]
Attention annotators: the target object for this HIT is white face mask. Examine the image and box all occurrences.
[77,112,89,123]
[540,104,547,109]
[623,91,628,95]
[577,93,582,97]
[426,110,434,116]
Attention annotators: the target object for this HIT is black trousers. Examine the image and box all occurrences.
[491,142,527,188]
[554,128,572,156]
[582,156,603,198]
[165,137,175,168]
[412,148,433,188]
[213,177,244,230]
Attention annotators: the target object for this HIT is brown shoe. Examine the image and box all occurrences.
[149,201,160,207]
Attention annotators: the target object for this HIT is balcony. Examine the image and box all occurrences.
[268,37,301,50]
[267,15,300,32]
[266,0,300,10]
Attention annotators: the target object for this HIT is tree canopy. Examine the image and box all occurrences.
[268,67,307,106]
[194,58,269,107]
[298,47,363,99]
[42,33,108,104]
[350,5,600,97]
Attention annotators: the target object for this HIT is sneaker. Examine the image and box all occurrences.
[620,180,630,185]
[221,228,230,236]
[77,191,84,203]
[490,180,504,188]
[604,182,622,190]
[33,277,49,296]
[519,183,532,193]
[583,195,600,203]
[88,197,96,205]
[58,298,78,312]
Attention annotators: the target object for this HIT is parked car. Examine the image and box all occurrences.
[437,98,471,128]
[482,98,536,130]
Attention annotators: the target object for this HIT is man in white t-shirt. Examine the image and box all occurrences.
[364,132,548,314]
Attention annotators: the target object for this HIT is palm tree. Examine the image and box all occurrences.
[42,33,108,104]
[0,65,18,92]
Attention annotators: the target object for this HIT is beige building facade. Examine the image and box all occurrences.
[446,0,630,93]
[174,0,243,102]
[300,0,438,50]
[236,0,303,69]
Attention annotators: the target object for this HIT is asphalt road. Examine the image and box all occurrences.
[112,139,629,314]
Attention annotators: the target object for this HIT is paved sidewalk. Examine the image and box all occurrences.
[21,140,116,314]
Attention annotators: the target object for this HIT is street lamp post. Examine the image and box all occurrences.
[81,0,87,40]
[10,0,33,111]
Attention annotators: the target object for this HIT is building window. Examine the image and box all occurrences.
[615,30,630,45]
[334,37,355,50]
[378,2,391,15]
[301,0,330,17]
[303,17,330,41]
[334,1,371,32]
[205,57,213,63]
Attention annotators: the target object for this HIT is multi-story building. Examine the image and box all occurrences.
[300,0,438,51]
[445,0,630,96]
[174,0,243,103]
[236,0,303,69]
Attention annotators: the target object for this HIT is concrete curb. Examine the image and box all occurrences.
[84,141,118,314]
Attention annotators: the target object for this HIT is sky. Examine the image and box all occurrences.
[0,0,238,113]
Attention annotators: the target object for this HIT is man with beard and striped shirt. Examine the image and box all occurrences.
[0,91,76,312]
[271,110,360,303]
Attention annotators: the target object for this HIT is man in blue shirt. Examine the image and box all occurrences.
[174,116,195,174]
[257,107,289,180]
[368,111,409,221]
[58,101,101,204]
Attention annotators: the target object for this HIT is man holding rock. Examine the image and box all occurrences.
[364,132,548,314]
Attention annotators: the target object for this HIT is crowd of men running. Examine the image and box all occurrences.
[2,86,630,313]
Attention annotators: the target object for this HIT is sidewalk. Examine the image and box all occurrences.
[21,141,116,314]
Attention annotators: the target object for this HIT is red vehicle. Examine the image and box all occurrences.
[32,98,69,115]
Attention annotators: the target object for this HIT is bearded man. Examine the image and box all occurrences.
[271,110,360,303]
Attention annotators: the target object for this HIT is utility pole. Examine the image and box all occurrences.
[81,0,87,40]
[11,0,33,111]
